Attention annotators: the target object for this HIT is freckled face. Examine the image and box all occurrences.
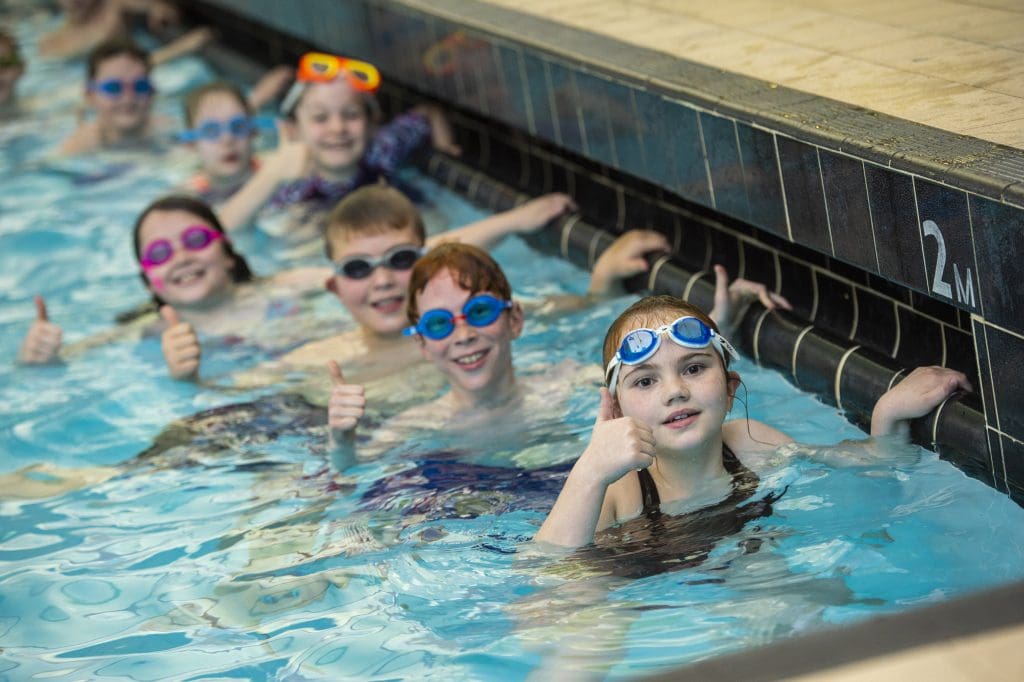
[413,269,523,400]
[327,227,422,336]
[138,209,235,307]
[190,92,253,181]
[293,80,370,179]
[613,329,736,455]
[87,55,152,135]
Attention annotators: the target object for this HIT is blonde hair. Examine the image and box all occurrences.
[603,295,728,371]
[324,184,426,259]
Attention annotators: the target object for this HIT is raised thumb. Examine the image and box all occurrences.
[34,295,48,322]
[327,360,345,386]
[595,386,617,423]
[160,305,180,326]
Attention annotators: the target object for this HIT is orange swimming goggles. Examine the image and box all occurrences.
[296,52,381,93]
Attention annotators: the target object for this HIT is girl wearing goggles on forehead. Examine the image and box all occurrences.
[17,195,332,380]
[534,296,973,549]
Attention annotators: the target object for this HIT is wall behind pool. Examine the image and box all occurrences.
[185,0,1024,504]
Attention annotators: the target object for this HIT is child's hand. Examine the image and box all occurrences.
[18,296,62,364]
[416,103,462,157]
[146,1,181,32]
[173,26,215,55]
[870,366,972,437]
[266,120,310,183]
[579,388,656,486]
[160,306,200,380]
[248,65,294,110]
[709,264,792,338]
[511,193,576,234]
[327,360,366,446]
[588,230,670,297]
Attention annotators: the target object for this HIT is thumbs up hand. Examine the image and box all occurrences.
[327,359,366,447]
[580,388,656,486]
[18,296,63,364]
[160,305,200,380]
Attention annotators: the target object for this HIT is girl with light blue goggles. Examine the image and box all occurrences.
[605,316,738,397]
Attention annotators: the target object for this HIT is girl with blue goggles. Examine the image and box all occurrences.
[605,316,738,397]
[403,294,512,340]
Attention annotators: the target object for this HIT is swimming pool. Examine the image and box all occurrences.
[3,11,1024,681]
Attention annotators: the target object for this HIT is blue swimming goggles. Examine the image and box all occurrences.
[334,245,424,280]
[605,316,738,397]
[88,77,155,98]
[178,114,275,143]
[404,294,512,340]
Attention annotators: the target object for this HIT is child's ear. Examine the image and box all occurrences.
[509,301,524,339]
[726,371,741,408]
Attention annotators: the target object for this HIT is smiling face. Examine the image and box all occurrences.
[87,54,152,138]
[327,226,423,337]
[292,79,370,180]
[611,314,738,457]
[190,91,253,182]
[413,268,523,405]
[137,209,235,307]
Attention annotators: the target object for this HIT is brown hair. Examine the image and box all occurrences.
[183,80,250,127]
[0,27,19,58]
[324,184,426,259]
[87,38,149,80]
[602,295,728,370]
[407,243,512,325]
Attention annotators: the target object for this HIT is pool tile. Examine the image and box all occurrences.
[909,289,961,327]
[813,271,856,339]
[793,332,846,402]
[708,229,742,278]
[574,172,623,232]
[623,192,655,232]
[667,100,712,207]
[895,306,945,367]
[819,150,877,273]
[495,43,527,128]
[544,59,584,155]
[573,70,616,167]
[740,240,777,293]
[736,123,788,239]
[864,164,927,292]
[852,286,898,357]
[613,87,646,182]
[631,88,674,188]
[777,137,832,254]
[521,52,556,142]
[986,428,1005,492]
[675,211,712,272]
[914,178,981,316]
[1001,435,1024,505]
[967,195,1024,336]
[984,323,1024,442]
[944,325,980,391]
[486,134,524,190]
[700,113,748,222]
[777,255,816,321]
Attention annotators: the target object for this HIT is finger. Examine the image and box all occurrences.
[169,345,201,361]
[34,295,48,322]
[753,285,778,311]
[769,291,793,311]
[327,360,345,386]
[713,264,730,310]
[160,305,180,326]
[595,387,616,423]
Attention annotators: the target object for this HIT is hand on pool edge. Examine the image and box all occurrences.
[870,366,972,437]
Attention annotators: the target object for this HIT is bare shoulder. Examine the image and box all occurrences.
[59,122,99,156]
[279,331,361,367]
[723,418,793,453]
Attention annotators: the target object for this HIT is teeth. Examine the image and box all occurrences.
[455,351,485,365]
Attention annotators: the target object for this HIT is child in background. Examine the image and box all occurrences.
[533,295,972,548]
[0,27,24,115]
[218,52,460,237]
[17,195,330,379]
[39,0,190,62]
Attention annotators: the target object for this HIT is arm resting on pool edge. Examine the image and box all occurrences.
[425,193,576,252]
[869,366,972,438]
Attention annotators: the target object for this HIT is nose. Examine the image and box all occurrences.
[368,264,396,289]
[663,374,691,405]
[325,113,346,133]
[450,316,478,345]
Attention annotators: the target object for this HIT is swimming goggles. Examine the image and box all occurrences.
[88,77,155,98]
[140,225,224,270]
[280,52,381,114]
[605,316,738,397]
[403,294,512,340]
[178,114,274,143]
[333,245,423,280]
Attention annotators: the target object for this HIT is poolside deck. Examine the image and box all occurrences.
[479,0,1024,151]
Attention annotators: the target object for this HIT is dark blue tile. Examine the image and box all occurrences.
[777,137,831,254]
[852,286,898,357]
[1002,434,1024,506]
[740,240,777,292]
[366,4,403,79]
[968,195,1024,335]
[485,134,524,190]
[944,324,979,393]
[632,90,708,205]
[819,151,876,273]
[521,52,555,143]
[813,271,855,339]
[575,172,621,232]
[778,255,815,320]
[984,323,1024,442]
[914,179,981,316]
[736,123,787,239]
[895,306,944,367]
[674,212,712,272]
[986,428,1004,492]
[495,43,527,128]
[608,84,645,181]
[972,319,998,433]
[864,164,926,292]
[573,70,615,168]
[708,229,741,278]
[700,113,748,222]
[467,37,502,117]
[544,59,583,155]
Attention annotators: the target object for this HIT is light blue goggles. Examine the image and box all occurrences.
[178,114,273,142]
[605,316,737,397]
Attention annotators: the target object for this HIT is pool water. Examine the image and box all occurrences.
[3,11,1024,681]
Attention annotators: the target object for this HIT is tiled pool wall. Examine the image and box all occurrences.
[187,0,1024,504]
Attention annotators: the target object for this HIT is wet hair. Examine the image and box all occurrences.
[602,295,730,372]
[182,80,251,127]
[132,195,254,305]
[324,184,426,259]
[87,37,149,80]
[407,243,512,325]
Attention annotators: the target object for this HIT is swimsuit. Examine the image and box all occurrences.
[578,445,784,580]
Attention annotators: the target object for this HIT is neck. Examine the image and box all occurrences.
[447,364,520,415]
[648,435,730,503]
[100,120,148,147]
[173,283,237,321]
[357,324,408,347]
[316,161,358,184]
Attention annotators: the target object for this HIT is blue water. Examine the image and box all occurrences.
[3,11,1024,681]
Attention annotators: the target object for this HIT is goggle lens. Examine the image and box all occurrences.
[141,225,222,269]
[335,247,422,280]
[143,240,173,266]
[93,78,153,97]
[405,295,512,340]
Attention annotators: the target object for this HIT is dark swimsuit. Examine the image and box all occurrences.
[578,445,784,580]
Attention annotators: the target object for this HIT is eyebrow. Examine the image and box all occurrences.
[621,351,713,381]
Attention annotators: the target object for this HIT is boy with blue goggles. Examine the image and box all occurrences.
[605,316,738,397]
[403,294,512,340]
